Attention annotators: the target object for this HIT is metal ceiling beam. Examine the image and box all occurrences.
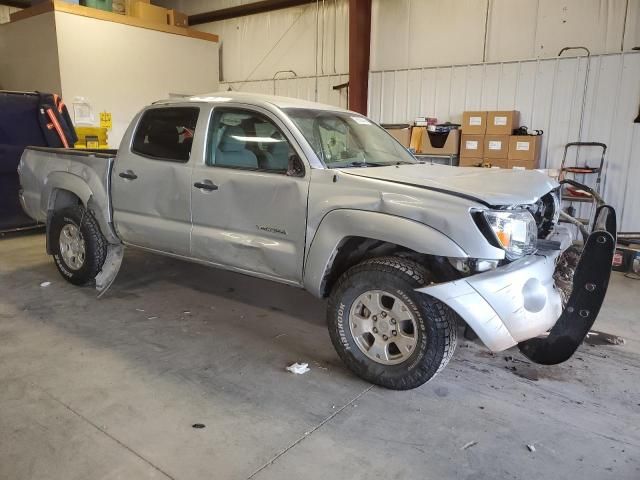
[0,0,31,8]
[188,0,316,26]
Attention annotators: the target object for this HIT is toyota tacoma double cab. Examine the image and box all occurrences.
[18,92,617,390]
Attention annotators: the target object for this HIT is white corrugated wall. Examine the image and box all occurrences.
[220,74,350,109]
[157,0,350,108]
[368,51,640,231]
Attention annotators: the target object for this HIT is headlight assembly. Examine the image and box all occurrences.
[482,210,538,259]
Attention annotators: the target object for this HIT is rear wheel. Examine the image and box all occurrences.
[327,256,457,390]
[50,206,107,286]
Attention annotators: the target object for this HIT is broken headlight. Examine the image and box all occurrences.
[483,210,538,260]
[527,190,561,238]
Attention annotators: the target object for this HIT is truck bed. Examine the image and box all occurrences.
[18,146,118,243]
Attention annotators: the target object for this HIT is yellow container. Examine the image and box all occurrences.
[76,126,108,142]
[75,126,108,148]
[74,143,110,150]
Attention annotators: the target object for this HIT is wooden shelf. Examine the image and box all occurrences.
[9,0,218,43]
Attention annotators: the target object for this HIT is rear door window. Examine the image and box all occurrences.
[206,108,294,173]
[132,107,199,162]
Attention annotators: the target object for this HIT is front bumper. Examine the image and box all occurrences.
[417,206,616,364]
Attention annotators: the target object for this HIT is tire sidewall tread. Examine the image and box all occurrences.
[327,256,457,390]
[50,206,107,286]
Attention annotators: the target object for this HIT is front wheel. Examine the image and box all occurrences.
[50,206,107,286]
[327,257,457,390]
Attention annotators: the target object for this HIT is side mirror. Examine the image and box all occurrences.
[287,154,305,177]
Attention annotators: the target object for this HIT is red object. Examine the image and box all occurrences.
[348,0,371,115]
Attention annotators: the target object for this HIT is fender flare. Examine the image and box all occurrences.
[42,172,119,252]
[42,171,93,213]
[303,209,468,297]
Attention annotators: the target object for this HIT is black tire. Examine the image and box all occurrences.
[50,205,107,286]
[327,256,457,390]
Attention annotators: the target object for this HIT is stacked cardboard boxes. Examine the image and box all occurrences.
[460,110,518,168]
[459,111,486,167]
[508,135,542,169]
[459,110,541,169]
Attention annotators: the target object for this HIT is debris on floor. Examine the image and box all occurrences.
[192,423,206,429]
[286,362,310,374]
[527,444,536,452]
[586,331,625,346]
[39,281,51,287]
[461,441,478,450]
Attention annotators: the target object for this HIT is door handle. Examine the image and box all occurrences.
[119,170,138,180]
[193,180,218,191]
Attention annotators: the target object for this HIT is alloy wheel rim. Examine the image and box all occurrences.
[349,289,418,365]
[59,224,86,271]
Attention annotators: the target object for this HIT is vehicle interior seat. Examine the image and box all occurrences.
[263,131,290,171]
[215,126,258,169]
[144,121,184,160]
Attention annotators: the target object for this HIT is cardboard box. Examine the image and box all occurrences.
[383,125,412,148]
[462,111,487,134]
[131,1,166,24]
[420,129,460,155]
[167,9,188,27]
[124,0,148,15]
[460,134,484,158]
[486,110,519,134]
[508,135,541,162]
[459,157,483,167]
[482,158,509,169]
[483,134,509,159]
[508,159,538,170]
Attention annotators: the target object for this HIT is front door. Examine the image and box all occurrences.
[190,106,310,283]
[112,106,200,256]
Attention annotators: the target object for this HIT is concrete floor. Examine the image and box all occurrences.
[1,232,639,480]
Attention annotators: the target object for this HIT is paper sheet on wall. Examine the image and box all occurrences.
[72,97,94,125]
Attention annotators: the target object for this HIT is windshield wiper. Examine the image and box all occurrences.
[345,161,385,168]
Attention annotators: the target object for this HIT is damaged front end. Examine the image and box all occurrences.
[518,204,616,364]
[417,198,616,366]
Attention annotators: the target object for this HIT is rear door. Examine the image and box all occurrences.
[190,105,310,283]
[112,106,201,256]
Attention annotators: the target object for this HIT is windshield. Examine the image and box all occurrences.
[285,108,417,168]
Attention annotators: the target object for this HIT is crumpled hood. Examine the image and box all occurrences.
[340,164,558,206]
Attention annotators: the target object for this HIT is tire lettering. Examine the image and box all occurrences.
[54,254,74,278]
[336,302,350,350]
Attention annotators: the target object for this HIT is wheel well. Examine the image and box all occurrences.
[51,189,82,212]
[320,236,461,297]
[46,189,82,254]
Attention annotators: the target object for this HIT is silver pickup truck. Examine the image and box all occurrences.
[18,92,617,390]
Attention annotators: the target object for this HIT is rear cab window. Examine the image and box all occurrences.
[132,107,199,162]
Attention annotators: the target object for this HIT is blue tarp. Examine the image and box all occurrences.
[0,92,50,230]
